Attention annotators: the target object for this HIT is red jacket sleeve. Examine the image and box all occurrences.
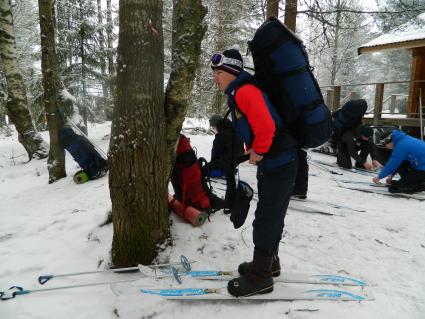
[234,84,276,154]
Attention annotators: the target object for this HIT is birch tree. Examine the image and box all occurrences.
[164,0,207,170]
[0,0,48,160]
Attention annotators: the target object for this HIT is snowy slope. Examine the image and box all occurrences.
[1,122,424,319]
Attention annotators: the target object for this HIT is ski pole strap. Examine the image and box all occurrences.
[0,286,30,301]
[38,275,53,285]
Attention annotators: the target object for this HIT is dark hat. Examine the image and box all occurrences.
[209,114,223,128]
[211,49,244,76]
[358,125,374,139]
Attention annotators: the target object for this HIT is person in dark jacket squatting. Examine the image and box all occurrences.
[337,125,380,170]
[208,114,245,177]
[372,130,425,193]
[211,49,298,297]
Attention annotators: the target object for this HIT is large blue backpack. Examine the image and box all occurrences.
[59,127,108,179]
[248,17,332,148]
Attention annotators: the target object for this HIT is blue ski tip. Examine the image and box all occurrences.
[141,288,208,297]
[304,289,366,301]
[311,274,366,286]
[189,271,221,277]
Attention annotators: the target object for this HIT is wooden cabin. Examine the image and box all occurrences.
[357,13,425,133]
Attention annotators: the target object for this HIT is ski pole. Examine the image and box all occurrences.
[38,255,192,284]
[1,267,201,301]
[308,158,342,175]
[3,259,192,301]
[0,279,138,301]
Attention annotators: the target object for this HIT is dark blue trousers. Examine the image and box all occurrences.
[253,158,298,256]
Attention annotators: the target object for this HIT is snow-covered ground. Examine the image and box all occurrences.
[1,121,424,319]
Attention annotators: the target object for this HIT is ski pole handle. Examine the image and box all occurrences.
[0,286,30,301]
[38,275,53,285]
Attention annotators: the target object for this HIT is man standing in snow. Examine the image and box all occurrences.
[372,130,425,193]
[211,49,298,297]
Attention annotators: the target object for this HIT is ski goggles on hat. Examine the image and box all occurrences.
[210,53,243,68]
[376,134,392,147]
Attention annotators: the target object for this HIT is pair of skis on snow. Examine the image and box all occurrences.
[337,182,425,201]
[310,158,425,201]
[289,197,366,216]
[1,256,374,302]
[333,177,425,201]
[136,263,373,301]
[211,178,365,216]
[310,158,378,177]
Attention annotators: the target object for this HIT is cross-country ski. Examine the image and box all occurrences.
[338,184,425,201]
[140,285,374,301]
[152,270,368,286]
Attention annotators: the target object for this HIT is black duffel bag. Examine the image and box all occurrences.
[229,180,254,229]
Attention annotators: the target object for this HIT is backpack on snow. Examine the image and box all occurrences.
[248,17,332,148]
[59,127,108,179]
[171,134,213,214]
[332,99,368,137]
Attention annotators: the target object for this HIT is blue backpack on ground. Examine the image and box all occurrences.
[248,17,332,148]
[59,127,108,180]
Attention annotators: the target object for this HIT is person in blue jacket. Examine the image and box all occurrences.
[372,130,425,193]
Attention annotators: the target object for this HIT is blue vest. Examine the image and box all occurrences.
[225,71,296,170]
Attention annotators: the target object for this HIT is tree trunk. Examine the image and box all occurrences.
[78,0,88,134]
[55,0,78,121]
[97,0,109,102]
[209,0,226,117]
[164,0,207,173]
[0,0,48,160]
[211,90,226,114]
[266,0,279,19]
[284,0,297,31]
[38,0,67,183]
[56,0,67,70]
[109,0,169,267]
[106,0,115,98]
[330,0,341,86]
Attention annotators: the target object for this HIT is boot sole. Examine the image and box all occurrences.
[272,270,280,277]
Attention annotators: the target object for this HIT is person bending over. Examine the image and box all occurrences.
[337,125,380,170]
[372,130,425,193]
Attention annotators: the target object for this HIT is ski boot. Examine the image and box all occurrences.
[238,254,281,277]
[228,249,274,297]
